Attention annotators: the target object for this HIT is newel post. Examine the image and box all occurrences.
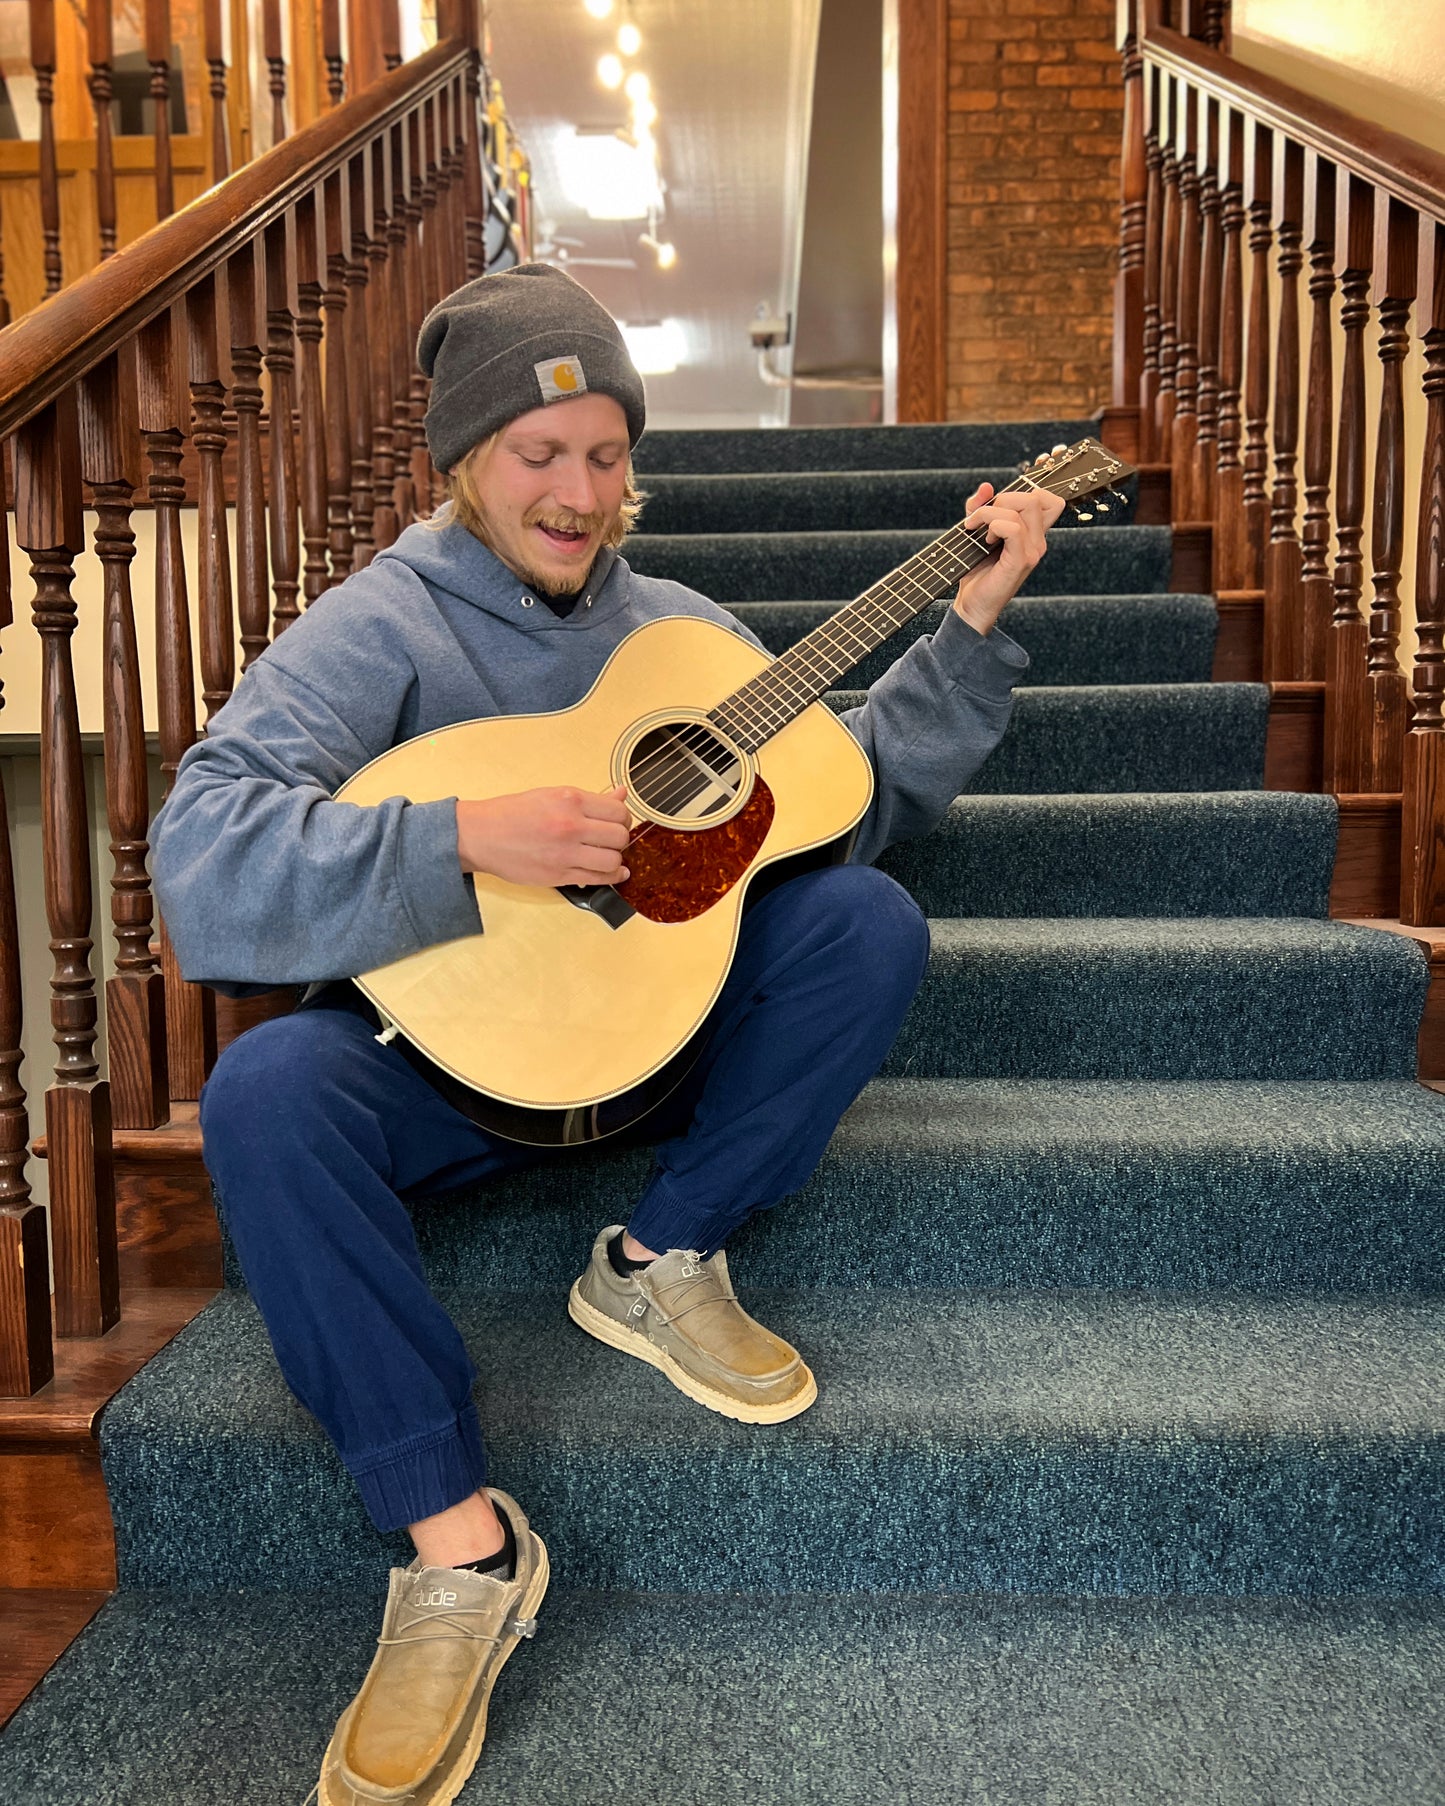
[1105,0,1145,462]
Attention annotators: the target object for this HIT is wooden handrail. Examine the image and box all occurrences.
[0,41,468,442]
[1145,24,1445,224]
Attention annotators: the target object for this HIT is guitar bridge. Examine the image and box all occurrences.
[556,883,637,929]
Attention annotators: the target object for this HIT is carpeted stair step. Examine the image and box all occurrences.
[98,1284,1445,1595]
[625,523,1171,601]
[633,417,1099,474]
[637,467,1138,534]
[827,683,1269,793]
[388,1076,1445,1297]
[877,793,1335,917]
[884,918,1425,1081]
[8,1587,1445,1806]
[728,593,1218,687]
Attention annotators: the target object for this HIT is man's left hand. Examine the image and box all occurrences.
[952,480,1066,636]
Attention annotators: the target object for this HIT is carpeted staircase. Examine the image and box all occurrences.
[7,420,1445,1804]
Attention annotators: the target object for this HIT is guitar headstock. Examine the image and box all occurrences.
[1019,437,1138,521]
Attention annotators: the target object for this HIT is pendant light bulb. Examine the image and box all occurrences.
[618,20,642,54]
[597,53,625,89]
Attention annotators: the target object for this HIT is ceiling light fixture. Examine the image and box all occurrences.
[559,128,662,220]
[624,70,651,102]
[621,319,687,375]
[618,20,642,54]
[584,0,614,17]
[597,53,624,88]
[639,231,676,270]
[631,95,657,130]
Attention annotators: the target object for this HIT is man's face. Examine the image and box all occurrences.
[465,393,631,596]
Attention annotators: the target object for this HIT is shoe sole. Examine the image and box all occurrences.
[317,1536,551,1806]
[567,1280,818,1424]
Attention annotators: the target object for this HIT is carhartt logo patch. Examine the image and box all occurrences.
[535,355,587,404]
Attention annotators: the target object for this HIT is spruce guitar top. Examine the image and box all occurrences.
[335,439,1136,1146]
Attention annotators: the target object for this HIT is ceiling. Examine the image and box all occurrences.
[483,0,822,428]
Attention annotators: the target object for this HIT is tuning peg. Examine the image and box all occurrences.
[1074,509,1094,521]
[1032,452,1050,467]
[1050,442,1068,457]
[1095,500,1111,513]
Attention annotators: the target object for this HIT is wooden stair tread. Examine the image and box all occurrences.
[0,1287,216,1445]
[32,1100,203,1164]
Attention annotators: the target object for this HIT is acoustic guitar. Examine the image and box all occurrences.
[336,437,1136,1145]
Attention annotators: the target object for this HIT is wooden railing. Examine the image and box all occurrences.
[1106,1,1445,924]
[0,2,528,1396]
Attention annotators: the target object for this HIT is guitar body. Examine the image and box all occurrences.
[336,614,875,1144]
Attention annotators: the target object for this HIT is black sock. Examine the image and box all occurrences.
[607,1229,654,1276]
[454,1499,515,1581]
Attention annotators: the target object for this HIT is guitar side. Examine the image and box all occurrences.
[335,615,875,1115]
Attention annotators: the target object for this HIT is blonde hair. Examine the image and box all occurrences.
[427,430,646,548]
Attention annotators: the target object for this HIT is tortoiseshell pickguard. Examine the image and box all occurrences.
[615,776,776,923]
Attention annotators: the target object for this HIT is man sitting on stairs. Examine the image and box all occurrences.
[150,263,1063,1806]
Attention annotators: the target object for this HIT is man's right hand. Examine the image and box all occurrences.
[456,783,633,888]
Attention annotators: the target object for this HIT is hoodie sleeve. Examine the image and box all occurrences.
[150,646,481,991]
[719,602,1028,867]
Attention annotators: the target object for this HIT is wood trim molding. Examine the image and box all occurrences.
[1330,794,1403,918]
[884,0,946,422]
[1264,679,1324,791]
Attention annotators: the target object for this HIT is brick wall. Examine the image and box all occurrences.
[946,0,1124,422]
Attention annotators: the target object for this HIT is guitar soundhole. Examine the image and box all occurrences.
[628,720,743,823]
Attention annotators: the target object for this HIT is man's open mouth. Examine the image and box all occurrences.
[535,523,592,552]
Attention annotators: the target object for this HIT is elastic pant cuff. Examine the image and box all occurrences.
[349,1402,489,1533]
[627,1169,740,1260]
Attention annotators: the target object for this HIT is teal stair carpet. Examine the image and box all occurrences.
[7,420,1444,1804]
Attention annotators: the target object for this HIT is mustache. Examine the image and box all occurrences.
[527,507,605,535]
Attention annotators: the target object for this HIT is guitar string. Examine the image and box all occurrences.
[608,460,1098,833]
[619,464,1077,828]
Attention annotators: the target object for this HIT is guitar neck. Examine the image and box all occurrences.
[706,473,1040,755]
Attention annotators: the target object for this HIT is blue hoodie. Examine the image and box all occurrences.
[150,516,1028,990]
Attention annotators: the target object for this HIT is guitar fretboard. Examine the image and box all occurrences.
[707,472,1044,754]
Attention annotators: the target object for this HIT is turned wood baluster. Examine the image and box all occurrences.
[31,0,61,294]
[188,274,237,721]
[440,80,468,303]
[1193,97,1223,520]
[264,213,303,634]
[228,244,269,674]
[417,100,448,509]
[146,0,175,222]
[345,153,377,568]
[1299,154,1337,681]
[381,4,402,72]
[88,1,118,260]
[0,188,10,325]
[0,455,53,1396]
[462,48,487,281]
[295,190,331,605]
[323,169,355,579]
[264,0,288,145]
[1171,88,1202,519]
[1264,139,1305,683]
[365,139,400,551]
[1325,174,1376,795]
[1139,63,1164,464]
[1363,194,1416,793]
[1111,9,1145,460]
[1213,107,1248,590]
[204,0,230,183]
[324,0,346,108]
[1154,78,1181,462]
[404,113,434,514]
[78,349,170,1132]
[137,305,216,1096]
[16,393,119,1340]
[1402,216,1445,925]
[377,130,411,530]
[1240,121,1273,591]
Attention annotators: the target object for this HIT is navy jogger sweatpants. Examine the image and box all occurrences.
[199,862,931,1531]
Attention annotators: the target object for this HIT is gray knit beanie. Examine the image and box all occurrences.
[417,263,647,473]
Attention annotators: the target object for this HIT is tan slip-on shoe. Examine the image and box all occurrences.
[317,1487,548,1806]
[567,1224,817,1424]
